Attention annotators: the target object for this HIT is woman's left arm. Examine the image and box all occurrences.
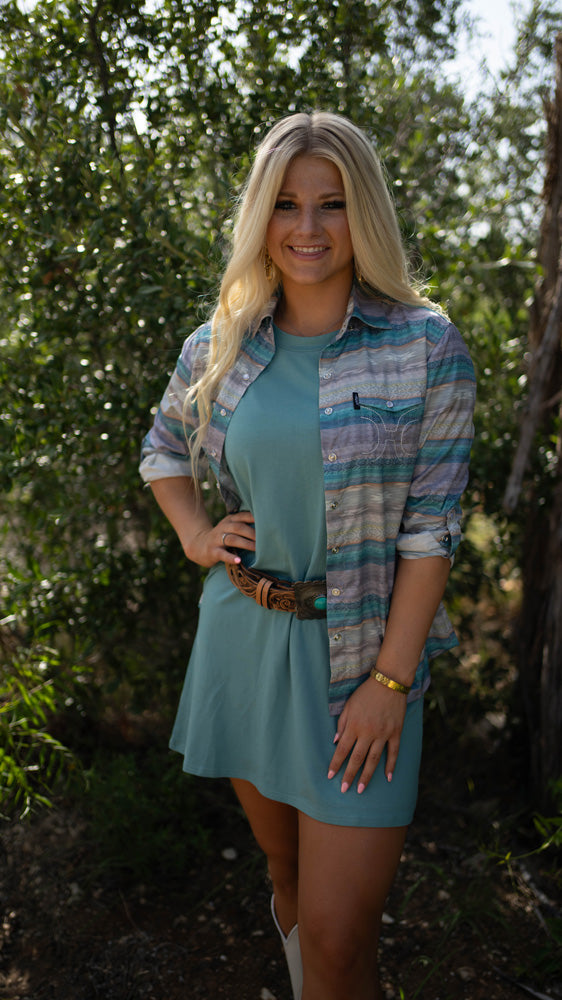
[327,554,450,793]
[328,317,476,795]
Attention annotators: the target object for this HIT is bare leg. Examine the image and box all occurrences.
[231,778,299,934]
[297,815,407,1000]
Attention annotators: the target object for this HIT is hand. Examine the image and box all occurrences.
[327,678,407,793]
[184,510,256,568]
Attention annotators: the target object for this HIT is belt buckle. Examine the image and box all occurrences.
[293,581,327,620]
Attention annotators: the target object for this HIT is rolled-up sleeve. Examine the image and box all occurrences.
[396,320,476,564]
[139,330,209,484]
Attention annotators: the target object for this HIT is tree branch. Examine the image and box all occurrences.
[503,266,562,514]
[81,1,122,164]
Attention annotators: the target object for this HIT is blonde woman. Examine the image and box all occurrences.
[140,112,475,1000]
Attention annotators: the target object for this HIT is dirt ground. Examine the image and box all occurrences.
[0,743,560,1000]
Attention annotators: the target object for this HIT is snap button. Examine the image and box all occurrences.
[331,587,341,596]
[220,408,226,417]
[331,546,340,554]
[322,370,333,379]
[386,400,394,408]
[325,407,333,414]
[330,501,339,509]
[328,452,337,462]
[333,633,342,641]
[242,373,250,381]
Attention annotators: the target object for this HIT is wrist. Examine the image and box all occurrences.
[369,667,411,695]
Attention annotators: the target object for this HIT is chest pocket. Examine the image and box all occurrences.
[352,393,424,461]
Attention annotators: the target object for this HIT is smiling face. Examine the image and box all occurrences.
[265,154,354,299]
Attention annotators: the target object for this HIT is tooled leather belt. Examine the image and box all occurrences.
[225,560,327,620]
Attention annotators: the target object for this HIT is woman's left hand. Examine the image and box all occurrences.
[327,679,407,793]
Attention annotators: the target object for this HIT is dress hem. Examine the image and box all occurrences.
[169,748,417,829]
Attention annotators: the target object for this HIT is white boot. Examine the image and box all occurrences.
[270,894,303,1000]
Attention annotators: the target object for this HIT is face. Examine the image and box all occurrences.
[265,155,354,296]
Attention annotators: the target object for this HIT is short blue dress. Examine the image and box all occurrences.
[169,326,423,827]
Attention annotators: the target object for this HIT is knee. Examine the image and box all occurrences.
[267,849,299,894]
[300,909,377,982]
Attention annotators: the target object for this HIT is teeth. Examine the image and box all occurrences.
[291,246,327,254]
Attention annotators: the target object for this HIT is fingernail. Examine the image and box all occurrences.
[327,770,335,780]
[234,556,241,563]
[357,782,365,794]
[333,732,340,744]
[341,782,349,794]
[387,772,393,783]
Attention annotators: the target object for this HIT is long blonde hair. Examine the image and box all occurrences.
[187,111,432,467]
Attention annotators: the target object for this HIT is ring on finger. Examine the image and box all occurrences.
[222,532,228,546]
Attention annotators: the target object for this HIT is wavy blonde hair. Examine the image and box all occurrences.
[187,111,433,469]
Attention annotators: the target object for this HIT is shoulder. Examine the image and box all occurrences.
[366,296,470,359]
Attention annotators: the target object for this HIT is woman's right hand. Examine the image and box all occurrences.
[184,510,256,568]
[149,477,256,570]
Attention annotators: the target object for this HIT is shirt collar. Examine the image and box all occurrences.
[253,284,397,340]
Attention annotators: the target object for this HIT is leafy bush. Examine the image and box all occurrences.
[82,747,213,884]
[0,623,84,817]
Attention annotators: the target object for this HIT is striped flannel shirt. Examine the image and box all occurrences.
[140,286,476,715]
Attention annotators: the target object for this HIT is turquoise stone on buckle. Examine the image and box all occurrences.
[293,580,328,620]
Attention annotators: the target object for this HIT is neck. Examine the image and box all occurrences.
[277,281,352,338]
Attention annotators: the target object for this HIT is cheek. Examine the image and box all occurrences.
[266,218,280,249]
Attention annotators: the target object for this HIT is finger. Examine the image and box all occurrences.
[221,518,256,544]
[327,733,356,780]
[384,734,401,783]
[227,511,255,528]
[337,741,372,793]
[327,714,351,778]
[219,546,242,565]
[357,742,387,794]
[220,535,255,558]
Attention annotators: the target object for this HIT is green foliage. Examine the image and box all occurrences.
[0,623,83,817]
[82,747,212,883]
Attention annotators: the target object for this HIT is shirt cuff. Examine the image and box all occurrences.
[397,525,460,566]
[139,452,195,483]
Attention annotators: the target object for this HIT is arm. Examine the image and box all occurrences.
[328,554,450,793]
[327,318,475,795]
[150,476,255,568]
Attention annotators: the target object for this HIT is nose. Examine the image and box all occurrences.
[294,204,321,235]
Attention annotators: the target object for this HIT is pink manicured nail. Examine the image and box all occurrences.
[357,783,365,794]
[387,772,393,783]
[341,782,349,794]
[234,556,241,563]
[333,732,340,744]
[327,770,335,780]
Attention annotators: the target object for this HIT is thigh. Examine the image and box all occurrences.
[297,814,407,941]
[231,778,299,863]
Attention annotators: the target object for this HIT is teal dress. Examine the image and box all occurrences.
[169,326,423,827]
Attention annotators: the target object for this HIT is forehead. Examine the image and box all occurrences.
[278,154,344,192]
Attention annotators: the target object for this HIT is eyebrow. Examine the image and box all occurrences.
[276,189,345,198]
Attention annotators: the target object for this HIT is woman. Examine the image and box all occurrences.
[140,112,476,1000]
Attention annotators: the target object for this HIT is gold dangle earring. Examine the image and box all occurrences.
[264,247,274,281]
[355,259,364,284]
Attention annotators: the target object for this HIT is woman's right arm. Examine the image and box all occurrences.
[150,476,255,569]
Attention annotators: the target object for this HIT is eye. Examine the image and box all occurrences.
[274,199,296,211]
[323,200,346,210]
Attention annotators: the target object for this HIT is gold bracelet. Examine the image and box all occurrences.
[369,668,411,695]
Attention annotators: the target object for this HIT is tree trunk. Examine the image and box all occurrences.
[504,36,562,806]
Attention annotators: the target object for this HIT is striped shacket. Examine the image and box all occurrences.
[140,286,476,716]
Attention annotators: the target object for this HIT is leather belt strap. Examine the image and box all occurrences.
[225,561,327,620]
